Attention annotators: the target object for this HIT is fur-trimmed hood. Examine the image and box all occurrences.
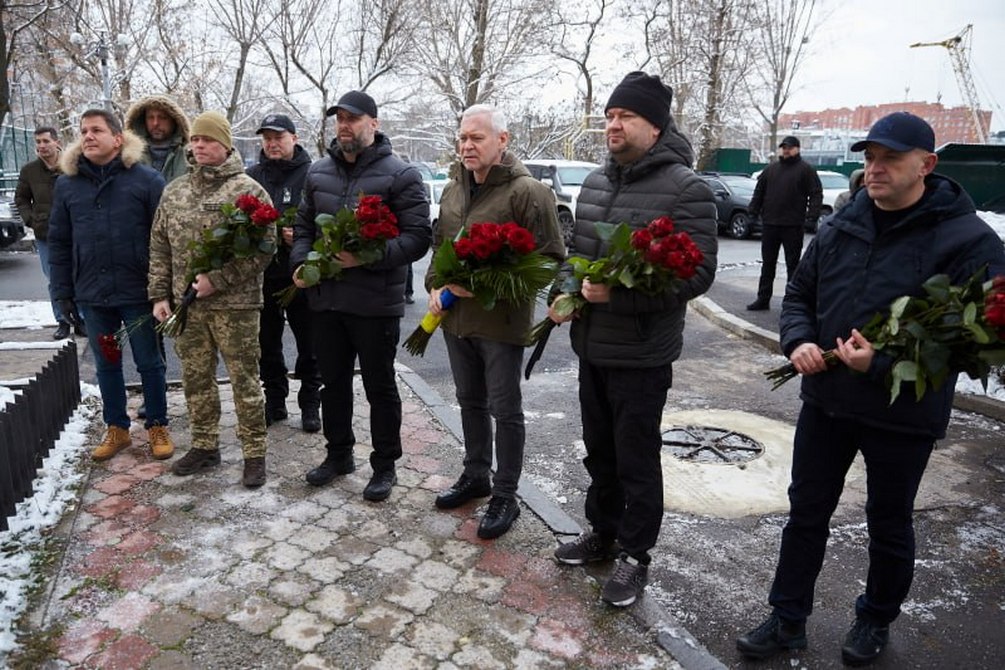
[59,130,148,176]
[124,95,191,143]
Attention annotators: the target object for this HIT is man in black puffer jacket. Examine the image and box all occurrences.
[549,72,718,608]
[290,91,431,502]
[737,112,1005,667]
[746,136,822,311]
[247,114,322,433]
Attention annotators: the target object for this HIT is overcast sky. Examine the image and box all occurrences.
[786,0,1004,132]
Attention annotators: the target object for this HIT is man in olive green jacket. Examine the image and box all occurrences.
[427,104,564,539]
[149,112,276,488]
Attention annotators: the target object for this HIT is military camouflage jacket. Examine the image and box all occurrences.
[148,149,275,310]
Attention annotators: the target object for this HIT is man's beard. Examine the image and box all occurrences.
[337,136,364,155]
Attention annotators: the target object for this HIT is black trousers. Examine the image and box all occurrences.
[757,224,804,301]
[768,404,934,625]
[579,361,672,562]
[259,275,321,409]
[313,310,402,473]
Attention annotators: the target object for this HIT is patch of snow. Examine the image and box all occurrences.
[0,301,57,329]
[0,386,97,658]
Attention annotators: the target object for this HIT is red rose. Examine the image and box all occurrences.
[631,229,654,251]
[235,194,262,214]
[648,216,675,237]
[454,237,474,259]
[98,333,121,364]
[251,204,281,226]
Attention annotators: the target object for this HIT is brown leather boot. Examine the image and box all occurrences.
[148,425,175,460]
[92,425,132,461]
[243,457,266,488]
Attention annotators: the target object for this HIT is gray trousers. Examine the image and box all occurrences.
[443,332,525,498]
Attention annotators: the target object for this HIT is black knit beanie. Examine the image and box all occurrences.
[604,71,673,131]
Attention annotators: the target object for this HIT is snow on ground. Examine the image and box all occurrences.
[0,386,97,658]
[0,301,57,329]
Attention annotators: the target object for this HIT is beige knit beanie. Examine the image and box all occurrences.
[190,111,232,150]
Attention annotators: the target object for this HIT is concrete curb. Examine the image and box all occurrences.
[396,361,727,670]
[691,296,1005,423]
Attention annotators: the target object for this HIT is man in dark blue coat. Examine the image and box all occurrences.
[49,109,172,462]
[247,113,321,433]
[290,91,431,501]
[737,112,1005,666]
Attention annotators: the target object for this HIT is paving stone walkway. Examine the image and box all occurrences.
[17,377,681,669]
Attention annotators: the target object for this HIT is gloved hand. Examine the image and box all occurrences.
[58,299,82,329]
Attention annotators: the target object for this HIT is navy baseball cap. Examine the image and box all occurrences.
[851,112,935,153]
[326,91,378,118]
[256,113,296,134]
[779,135,800,148]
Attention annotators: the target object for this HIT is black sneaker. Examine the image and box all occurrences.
[363,469,396,501]
[305,453,356,486]
[435,474,491,509]
[172,448,222,476]
[736,613,807,660]
[841,618,889,666]
[477,496,520,539]
[301,406,321,433]
[554,531,617,565]
[601,553,648,607]
[136,403,147,419]
[746,299,770,311]
[53,322,71,340]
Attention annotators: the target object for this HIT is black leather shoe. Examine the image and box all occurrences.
[435,474,492,509]
[736,614,807,660]
[265,404,288,426]
[477,496,520,539]
[363,469,397,501]
[305,453,355,486]
[746,299,770,311]
[301,407,321,433]
[74,321,87,337]
[841,618,889,666]
[53,322,71,340]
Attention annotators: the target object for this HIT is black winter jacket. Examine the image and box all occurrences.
[247,145,311,281]
[780,174,1005,438]
[290,133,431,317]
[49,132,166,307]
[569,126,718,367]
[749,155,822,227]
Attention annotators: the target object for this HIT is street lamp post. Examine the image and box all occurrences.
[69,31,120,111]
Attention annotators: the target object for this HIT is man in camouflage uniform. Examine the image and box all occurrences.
[148,111,276,488]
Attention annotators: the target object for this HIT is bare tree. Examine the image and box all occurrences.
[1,0,58,127]
[746,0,817,153]
[208,0,268,122]
[411,0,553,120]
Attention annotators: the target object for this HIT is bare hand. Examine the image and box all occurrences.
[834,328,874,373]
[192,273,216,298]
[281,227,294,247]
[790,342,828,375]
[548,302,575,324]
[153,300,172,323]
[581,279,611,304]
[429,284,472,316]
[335,250,361,269]
[292,265,308,288]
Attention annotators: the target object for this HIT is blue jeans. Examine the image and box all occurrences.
[79,304,168,429]
[35,240,64,323]
[768,404,934,625]
[443,332,525,498]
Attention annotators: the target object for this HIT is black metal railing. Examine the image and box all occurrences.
[0,341,81,531]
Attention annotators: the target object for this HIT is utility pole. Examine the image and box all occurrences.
[910,25,989,144]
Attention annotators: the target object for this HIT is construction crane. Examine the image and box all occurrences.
[910,24,988,144]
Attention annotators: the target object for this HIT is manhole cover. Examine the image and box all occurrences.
[662,425,764,464]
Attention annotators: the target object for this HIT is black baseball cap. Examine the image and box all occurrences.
[256,114,296,134]
[851,112,935,153]
[779,135,800,148]
[325,91,378,118]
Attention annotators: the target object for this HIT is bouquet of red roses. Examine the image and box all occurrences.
[524,216,704,377]
[402,221,559,356]
[275,194,398,306]
[156,194,283,337]
[765,268,1005,404]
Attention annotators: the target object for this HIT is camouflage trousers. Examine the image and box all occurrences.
[174,308,267,458]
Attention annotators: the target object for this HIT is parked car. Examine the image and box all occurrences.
[816,170,849,219]
[0,196,25,249]
[523,159,599,245]
[423,180,447,229]
[700,173,761,239]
